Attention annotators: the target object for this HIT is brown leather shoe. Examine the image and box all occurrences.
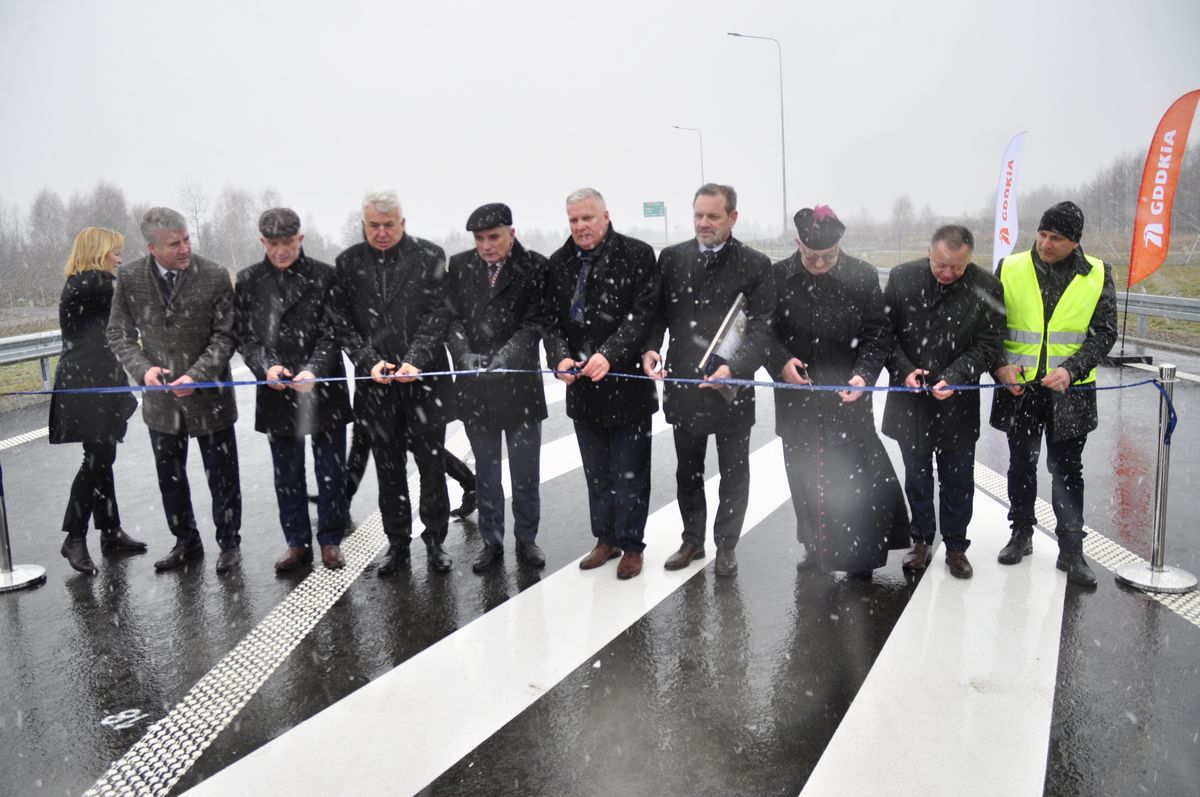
[946,550,974,579]
[714,548,738,577]
[616,551,643,580]
[902,541,932,571]
[664,542,705,570]
[579,542,622,570]
[274,545,313,572]
[321,544,345,570]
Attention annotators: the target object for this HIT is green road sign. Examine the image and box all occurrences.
[643,201,665,218]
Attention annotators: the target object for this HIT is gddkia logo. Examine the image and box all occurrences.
[1143,223,1164,248]
[1143,128,1177,250]
[999,228,1011,245]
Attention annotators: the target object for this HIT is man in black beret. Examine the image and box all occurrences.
[446,203,550,572]
[991,201,1117,588]
[235,208,352,570]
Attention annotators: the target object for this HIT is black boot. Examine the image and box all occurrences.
[99,527,148,553]
[426,541,453,573]
[1056,533,1097,588]
[377,543,410,576]
[997,528,1034,565]
[61,534,97,575]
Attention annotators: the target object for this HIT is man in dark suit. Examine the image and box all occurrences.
[544,188,660,580]
[642,184,773,577]
[446,203,548,573]
[327,190,454,575]
[106,207,242,574]
[883,225,1003,580]
[235,208,352,571]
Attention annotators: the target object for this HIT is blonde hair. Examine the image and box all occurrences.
[64,227,124,278]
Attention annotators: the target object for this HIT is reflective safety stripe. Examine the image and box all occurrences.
[1048,331,1087,344]
[1008,353,1039,367]
[1047,355,1070,368]
[1007,329,1042,344]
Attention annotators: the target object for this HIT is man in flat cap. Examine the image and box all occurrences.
[235,208,352,571]
[991,201,1117,588]
[106,206,243,574]
[544,188,660,580]
[327,189,456,575]
[445,203,549,572]
[642,183,773,577]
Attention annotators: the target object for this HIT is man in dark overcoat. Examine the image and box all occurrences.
[106,207,243,574]
[883,224,1003,580]
[990,201,1117,588]
[445,203,548,572]
[235,208,352,571]
[327,190,455,575]
[642,183,773,577]
[544,187,660,580]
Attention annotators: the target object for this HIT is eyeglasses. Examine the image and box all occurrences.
[798,244,839,265]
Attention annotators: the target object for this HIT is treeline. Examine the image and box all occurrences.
[1,144,1196,309]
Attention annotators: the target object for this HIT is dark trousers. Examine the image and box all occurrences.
[464,421,541,546]
[899,445,975,552]
[268,426,348,547]
[673,425,751,550]
[573,417,652,553]
[148,425,242,550]
[61,442,120,535]
[347,422,474,501]
[1005,387,1087,538]
[371,412,449,546]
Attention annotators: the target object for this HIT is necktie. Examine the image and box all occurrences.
[569,254,593,322]
[164,270,178,293]
[488,262,502,288]
[703,249,718,269]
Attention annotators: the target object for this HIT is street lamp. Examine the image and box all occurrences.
[728,31,788,237]
[671,125,705,185]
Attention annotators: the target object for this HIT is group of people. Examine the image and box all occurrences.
[48,185,1116,590]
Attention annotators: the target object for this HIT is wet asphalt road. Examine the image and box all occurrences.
[0,351,1198,796]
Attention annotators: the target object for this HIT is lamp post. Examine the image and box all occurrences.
[671,125,705,185]
[728,31,788,237]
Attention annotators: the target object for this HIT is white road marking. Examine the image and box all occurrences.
[183,439,790,796]
[1125,361,1200,382]
[0,426,48,451]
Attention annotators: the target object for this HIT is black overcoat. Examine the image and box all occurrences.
[543,228,660,427]
[327,234,454,434]
[234,252,351,437]
[445,239,548,430]
[49,271,137,444]
[646,236,773,434]
[882,259,1004,452]
[769,251,894,440]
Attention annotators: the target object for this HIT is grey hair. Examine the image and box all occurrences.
[140,207,187,245]
[362,189,402,217]
[565,187,606,209]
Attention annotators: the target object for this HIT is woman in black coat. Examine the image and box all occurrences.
[49,227,142,575]
[770,207,909,577]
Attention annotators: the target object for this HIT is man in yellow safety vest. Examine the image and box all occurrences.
[990,201,1117,588]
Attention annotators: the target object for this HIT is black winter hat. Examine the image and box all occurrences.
[1038,201,1085,242]
[466,203,513,231]
[794,205,846,250]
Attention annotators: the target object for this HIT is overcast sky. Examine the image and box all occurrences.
[2,0,1197,244]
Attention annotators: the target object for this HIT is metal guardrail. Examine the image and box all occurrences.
[0,331,60,390]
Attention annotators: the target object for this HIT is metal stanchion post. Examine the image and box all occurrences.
[1115,364,1198,593]
[0,461,47,593]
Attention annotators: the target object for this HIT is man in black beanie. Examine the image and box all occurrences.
[990,201,1117,587]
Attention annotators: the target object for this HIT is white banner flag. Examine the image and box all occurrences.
[992,131,1027,270]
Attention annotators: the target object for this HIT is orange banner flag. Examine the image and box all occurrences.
[1128,89,1200,287]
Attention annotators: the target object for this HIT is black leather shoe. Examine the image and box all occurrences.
[154,540,203,571]
[61,536,98,575]
[377,543,410,576]
[450,492,477,519]
[998,529,1034,565]
[515,540,546,568]
[99,527,148,553]
[215,548,241,574]
[427,542,453,573]
[472,543,503,573]
[664,542,705,571]
[946,550,974,579]
[1056,549,1098,588]
[715,548,738,577]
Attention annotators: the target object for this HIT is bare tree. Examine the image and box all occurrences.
[178,181,210,248]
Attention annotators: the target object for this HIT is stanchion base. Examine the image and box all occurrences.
[0,564,47,593]
[1114,563,1198,594]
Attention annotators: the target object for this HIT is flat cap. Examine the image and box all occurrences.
[465,202,513,232]
[259,207,301,238]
